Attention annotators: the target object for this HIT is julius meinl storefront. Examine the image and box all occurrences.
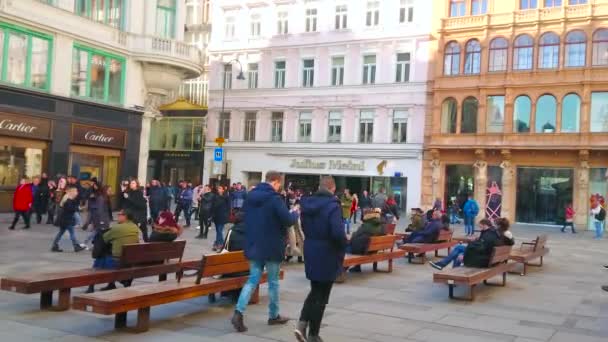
[0,86,142,212]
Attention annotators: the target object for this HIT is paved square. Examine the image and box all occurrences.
[1,218,607,342]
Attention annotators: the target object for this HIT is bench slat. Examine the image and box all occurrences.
[343,250,405,267]
[433,262,515,286]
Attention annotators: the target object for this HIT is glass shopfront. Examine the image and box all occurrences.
[516,167,573,225]
[589,168,608,230]
[444,165,474,210]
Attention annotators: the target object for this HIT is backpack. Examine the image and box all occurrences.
[463,239,492,268]
[596,207,606,222]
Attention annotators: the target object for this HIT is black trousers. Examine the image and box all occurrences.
[138,221,149,242]
[299,281,334,337]
[11,211,31,228]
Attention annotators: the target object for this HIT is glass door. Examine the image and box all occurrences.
[516,167,573,225]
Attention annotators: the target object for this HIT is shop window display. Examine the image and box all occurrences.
[444,165,474,212]
[516,167,573,224]
[0,145,44,186]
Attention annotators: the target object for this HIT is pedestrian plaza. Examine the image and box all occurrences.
[0,219,607,342]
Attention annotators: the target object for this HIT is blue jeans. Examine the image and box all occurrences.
[450,210,459,224]
[74,212,82,227]
[464,216,475,235]
[235,260,281,318]
[52,224,80,247]
[435,244,466,268]
[215,223,225,247]
[594,221,604,239]
[343,218,351,234]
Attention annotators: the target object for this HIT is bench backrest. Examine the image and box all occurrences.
[195,250,249,284]
[436,230,453,242]
[120,240,186,268]
[489,245,512,265]
[368,235,397,253]
[533,235,548,251]
[384,223,396,235]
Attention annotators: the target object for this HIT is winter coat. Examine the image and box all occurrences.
[300,190,347,282]
[407,213,425,232]
[340,194,353,219]
[199,192,215,218]
[463,228,508,268]
[371,192,387,209]
[350,216,385,255]
[177,188,193,206]
[147,185,168,210]
[59,198,80,227]
[243,182,298,262]
[13,184,33,212]
[226,221,246,252]
[212,193,230,225]
[230,188,248,209]
[565,207,575,221]
[359,195,372,209]
[463,199,480,217]
[192,186,205,207]
[405,218,443,244]
[91,196,111,230]
[350,197,358,215]
[122,189,147,224]
[33,179,49,210]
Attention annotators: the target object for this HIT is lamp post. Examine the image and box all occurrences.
[218,59,245,183]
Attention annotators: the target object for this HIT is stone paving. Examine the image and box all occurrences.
[0,216,607,342]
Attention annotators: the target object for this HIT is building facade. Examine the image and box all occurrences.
[424,0,608,228]
[0,0,202,210]
[205,0,432,212]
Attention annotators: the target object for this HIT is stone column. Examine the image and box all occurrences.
[473,150,487,222]
[575,150,590,227]
[500,150,515,222]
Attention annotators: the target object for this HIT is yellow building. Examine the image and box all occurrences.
[424,0,608,228]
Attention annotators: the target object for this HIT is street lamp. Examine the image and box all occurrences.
[221,59,245,122]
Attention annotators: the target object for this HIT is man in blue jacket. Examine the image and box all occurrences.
[231,171,299,333]
[174,181,193,227]
[463,194,480,236]
[294,176,346,342]
[230,182,247,211]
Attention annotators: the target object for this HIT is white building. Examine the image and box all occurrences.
[205,0,431,211]
[0,0,202,210]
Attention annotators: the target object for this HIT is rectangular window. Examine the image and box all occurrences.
[363,55,376,85]
[366,1,380,27]
[250,14,261,38]
[218,112,230,138]
[155,0,176,38]
[71,45,125,104]
[302,59,314,87]
[0,24,52,91]
[225,16,236,39]
[306,9,318,32]
[274,61,286,88]
[450,0,466,17]
[335,5,348,30]
[244,112,257,142]
[271,112,283,142]
[544,0,562,7]
[74,0,125,29]
[590,92,608,132]
[277,11,289,35]
[520,0,538,9]
[471,0,488,15]
[486,96,506,133]
[331,56,344,86]
[223,64,232,89]
[328,111,342,143]
[392,110,408,143]
[396,53,411,83]
[400,0,414,23]
[359,111,374,143]
[299,112,312,142]
[247,63,258,89]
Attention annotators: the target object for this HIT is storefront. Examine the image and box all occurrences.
[148,151,204,185]
[0,85,142,212]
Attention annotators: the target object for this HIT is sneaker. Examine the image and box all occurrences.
[602,285,608,292]
[294,321,308,342]
[8,226,14,230]
[348,265,362,273]
[231,310,247,332]
[51,245,63,252]
[268,314,290,326]
[74,245,85,252]
[195,226,201,230]
[429,261,444,271]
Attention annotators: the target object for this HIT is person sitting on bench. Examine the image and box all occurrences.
[429,218,514,270]
[405,208,425,232]
[217,210,249,302]
[404,210,444,244]
[100,209,141,290]
[348,208,386,273]
[149,211,183,242]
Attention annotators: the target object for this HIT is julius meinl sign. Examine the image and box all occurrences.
[289,159,365,171]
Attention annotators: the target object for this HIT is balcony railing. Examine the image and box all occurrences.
[442,3,603,30]
[116,33,202,68]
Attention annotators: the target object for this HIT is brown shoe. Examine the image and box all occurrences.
[268,314,290,325]
[231,310,247,332]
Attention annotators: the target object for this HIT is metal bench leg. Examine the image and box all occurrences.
[435,250,439,257]
[56,288,70,311]
[407,253,413,263]
[469,285,476,301]
[388,259,393,273]
[40,291,53,309]
[115,312,127,329]
[448,284,454,299]
[135,307,150,333]
[158,274,167,282]
[522,263,527,276]
[372,262,378,272]
[502,272,507,286]
[540,256,543,266]
[249,286,260,304]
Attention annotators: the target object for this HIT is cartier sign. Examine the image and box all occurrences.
[72,124,126,149]
[0,112,52,140]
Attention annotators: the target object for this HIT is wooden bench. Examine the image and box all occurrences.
[384,223,396,235]
[341,235,405,279]
[509,235,549,276]
[399,230,458,264]
[433,246,516,301]
[72,251,283,333]
[1,241,186,311]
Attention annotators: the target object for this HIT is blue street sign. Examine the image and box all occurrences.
[214,148,223,162]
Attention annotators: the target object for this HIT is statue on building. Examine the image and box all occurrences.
[430,159,441,184]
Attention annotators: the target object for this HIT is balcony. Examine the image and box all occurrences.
[428,132,608,150]
[441,3,605,31]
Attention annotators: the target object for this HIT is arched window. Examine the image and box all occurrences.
[461,97,478,133]
[489,37,508,72]
[441,98,457,133]
[464,39,481,75]
[535,95,557,133]
[513,95,531,133]
[444,41,460,76]
[592,29,608,66]
[565,31,586,67]
[539,32,560,69]
[513,34,534,70]
[561,93,581,133]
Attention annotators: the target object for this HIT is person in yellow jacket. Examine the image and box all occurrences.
[340,189,353,234]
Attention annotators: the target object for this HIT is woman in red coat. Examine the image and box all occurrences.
[350,193,359,224]
[10,178,33,230]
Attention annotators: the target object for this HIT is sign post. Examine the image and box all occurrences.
[214,137,226,181]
